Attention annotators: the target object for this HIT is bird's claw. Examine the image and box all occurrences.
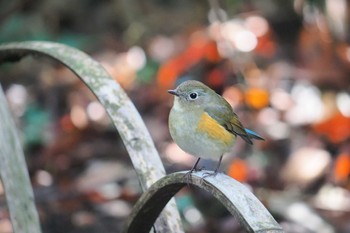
[200,170,220,184]
[183,170,196,186]
[183,166,204,185]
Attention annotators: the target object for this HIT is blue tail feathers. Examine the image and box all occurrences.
[245,128,264,141]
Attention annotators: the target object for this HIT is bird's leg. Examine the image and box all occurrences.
[202,155,223,180]
[190,158,201,172]
[213,155,223,175]
[183,158,201,184]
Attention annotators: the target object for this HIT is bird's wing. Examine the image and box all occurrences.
[204,104,253,144]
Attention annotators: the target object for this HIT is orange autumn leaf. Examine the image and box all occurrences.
[157,59,183,89]
[255,34,276,58]
[204,41,221,63]
[313,113,350,144]
[334,153,350,183]
[157,38,220,89]
[206,69,224,88]
[228,158,248,182]
[245,88,269,109]
[183,44,205,65]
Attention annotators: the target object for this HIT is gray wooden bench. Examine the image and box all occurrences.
[0,41,283,233]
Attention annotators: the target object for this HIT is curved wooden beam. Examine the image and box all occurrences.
[0,41,183,233]
[0,85,41,233]
[124,171,283,233]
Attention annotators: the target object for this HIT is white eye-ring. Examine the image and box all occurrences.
[189,92,198,100]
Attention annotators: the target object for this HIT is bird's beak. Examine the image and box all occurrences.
[167,90,179,96]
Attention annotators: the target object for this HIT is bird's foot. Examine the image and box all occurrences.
[202,170,219,178]
[182,167,203,185]
[183,171,192,185]
[200,170,220,184]
[183,170,195,186]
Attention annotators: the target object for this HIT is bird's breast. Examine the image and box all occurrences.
[169,107,236,159]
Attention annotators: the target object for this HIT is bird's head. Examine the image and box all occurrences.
[168,80,217,111]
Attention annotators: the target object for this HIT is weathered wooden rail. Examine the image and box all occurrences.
[125,171,283,233]
[0,41,283,233]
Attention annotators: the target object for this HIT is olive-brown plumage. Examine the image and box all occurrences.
[168,80,263,174]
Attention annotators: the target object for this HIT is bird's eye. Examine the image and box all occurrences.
[189,92,198,100]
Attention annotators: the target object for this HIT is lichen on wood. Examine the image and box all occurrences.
[0,41,183,233]
[124,171,284,233]
[0,85,42,233]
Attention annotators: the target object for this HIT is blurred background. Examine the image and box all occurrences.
[0,0,350,232]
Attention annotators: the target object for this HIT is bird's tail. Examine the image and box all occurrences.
[245,128,264,141]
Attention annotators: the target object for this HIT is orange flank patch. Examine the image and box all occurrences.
[197,112,234,145]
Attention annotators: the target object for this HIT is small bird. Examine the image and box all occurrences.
[168,80,264,176]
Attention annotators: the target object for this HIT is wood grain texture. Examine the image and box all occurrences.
[124,171,284,233]
[0,41,183,233]
[0,85,41,233]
